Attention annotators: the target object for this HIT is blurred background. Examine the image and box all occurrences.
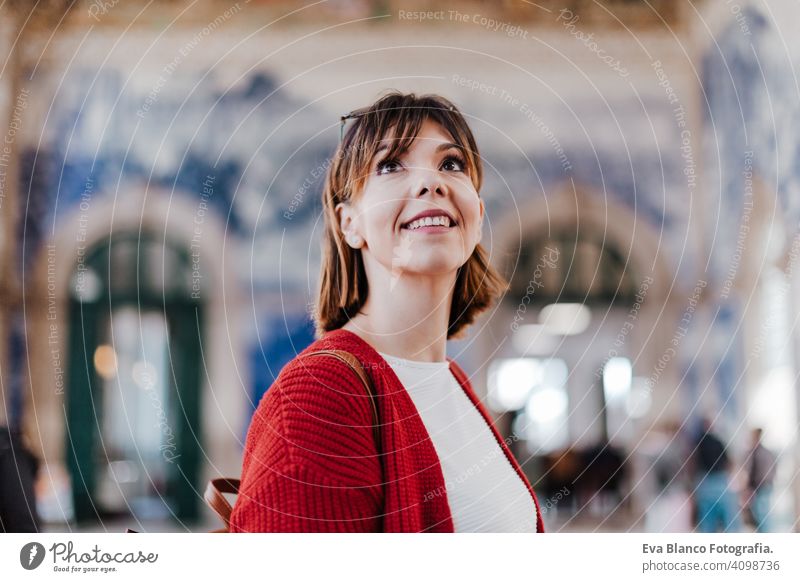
[0,0,799,533]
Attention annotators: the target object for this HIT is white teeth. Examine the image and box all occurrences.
[404,215,452,230]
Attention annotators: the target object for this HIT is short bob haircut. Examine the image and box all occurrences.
[314,91,509,340]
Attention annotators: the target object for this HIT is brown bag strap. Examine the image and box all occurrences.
[203,477,241,532]
[203,349,380,531]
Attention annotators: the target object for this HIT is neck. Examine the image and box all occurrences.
[342,261,457,363]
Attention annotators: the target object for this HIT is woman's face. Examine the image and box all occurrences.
[337,119,484,282]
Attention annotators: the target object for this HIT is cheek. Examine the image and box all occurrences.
[460,195,482,232]
[463,200,484,251]
[361,205,399,249]
[357,187,396,233]
[374,202,399,228]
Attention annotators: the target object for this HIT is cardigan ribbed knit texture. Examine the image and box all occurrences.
[229,328,545,533]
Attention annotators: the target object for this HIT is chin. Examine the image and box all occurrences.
[407,257,462,275]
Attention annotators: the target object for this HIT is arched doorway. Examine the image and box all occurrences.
[65,232,203,523]
[502,224,647,448]
[481,184,672,522]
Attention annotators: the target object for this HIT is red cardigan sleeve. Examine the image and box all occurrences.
[229,355,383,532]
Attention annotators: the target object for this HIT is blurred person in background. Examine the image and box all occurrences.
[743,428,777,532]
[0,427,40,532]
[690,418,741,533]
[642,420,693,532]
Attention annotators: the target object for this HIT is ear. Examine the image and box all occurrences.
[335,200,354,234]
[336,200,363,248]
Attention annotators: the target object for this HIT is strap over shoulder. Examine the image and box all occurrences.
[304,349,381,453]
[203,349,382,533]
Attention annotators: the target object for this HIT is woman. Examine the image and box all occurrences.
[229,91,544,533]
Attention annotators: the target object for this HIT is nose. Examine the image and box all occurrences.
[414,169,448,198]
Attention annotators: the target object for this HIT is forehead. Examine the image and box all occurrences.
[375,119,461,154]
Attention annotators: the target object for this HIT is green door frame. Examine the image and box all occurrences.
[65,233,203,523]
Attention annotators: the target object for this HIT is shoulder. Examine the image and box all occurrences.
[243,350,378,474]
[276,350,375,416]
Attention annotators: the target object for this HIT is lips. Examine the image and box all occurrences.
[401,209,458,230]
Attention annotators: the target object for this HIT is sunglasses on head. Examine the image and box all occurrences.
[339,107,370,143]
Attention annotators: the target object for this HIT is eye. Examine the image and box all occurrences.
[376,158,402,175]
[441,155,466,173]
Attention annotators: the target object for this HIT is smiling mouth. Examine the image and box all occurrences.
[401,215,457,232]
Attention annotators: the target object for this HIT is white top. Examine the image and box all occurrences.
[377,351,538,533]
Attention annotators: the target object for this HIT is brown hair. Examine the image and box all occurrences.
[313,90,509,340]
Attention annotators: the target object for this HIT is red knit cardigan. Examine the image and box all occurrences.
[229,328,545,533]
